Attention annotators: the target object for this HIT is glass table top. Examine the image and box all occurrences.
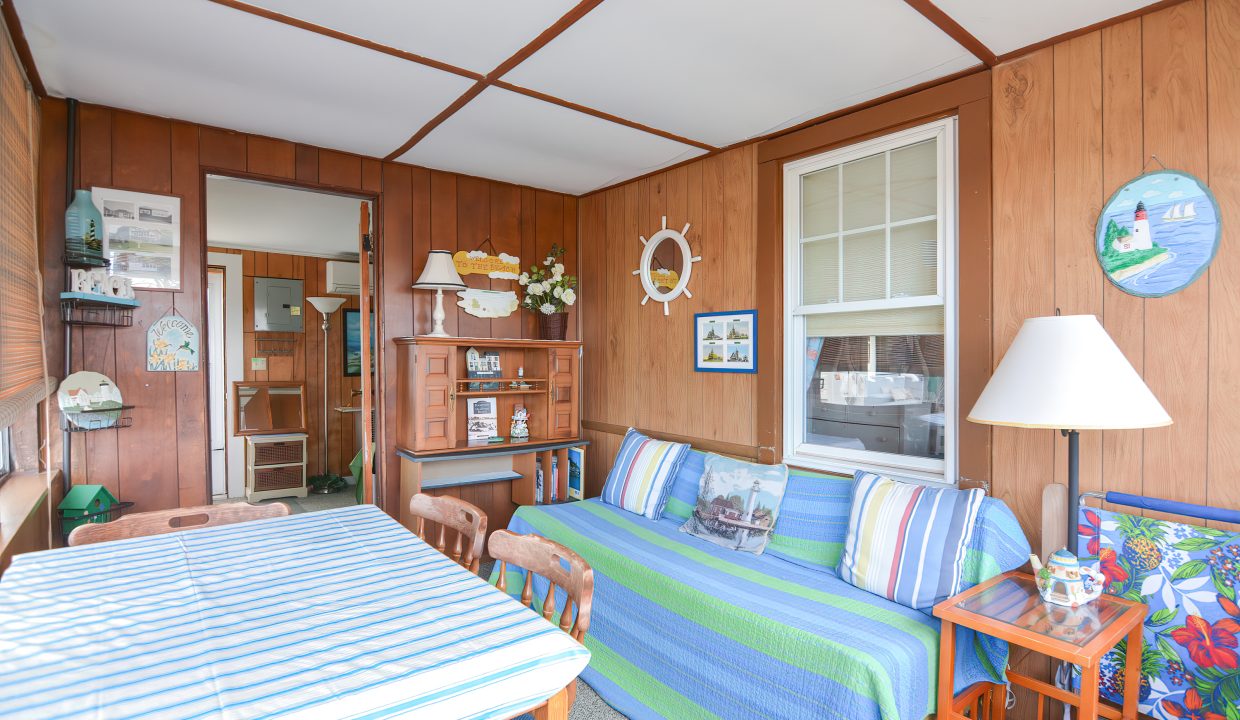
[955,574,1132,648]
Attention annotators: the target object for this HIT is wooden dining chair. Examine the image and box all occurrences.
[67,502,290,546]
[491,530,594,718]
[408,493,487,573]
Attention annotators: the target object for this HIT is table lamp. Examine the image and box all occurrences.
[968,315,1171,554]
[307,296,347,477]
[413,250,466,337]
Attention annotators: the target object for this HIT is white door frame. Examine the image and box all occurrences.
[208,251,245,498]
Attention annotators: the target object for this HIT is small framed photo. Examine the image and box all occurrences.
[93,187,182,291]
[695,310,756,373]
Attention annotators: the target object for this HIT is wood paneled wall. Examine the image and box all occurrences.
[578,145,758,496]
[991,0,1240,552]
[207,248,362,478]
[37,99,577,514]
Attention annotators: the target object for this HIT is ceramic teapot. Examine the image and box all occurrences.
[1029,549,1106,607]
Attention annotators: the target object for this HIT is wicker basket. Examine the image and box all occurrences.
[539,312,568,340]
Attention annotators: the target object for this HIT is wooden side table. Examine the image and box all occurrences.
[933,571,1147,720]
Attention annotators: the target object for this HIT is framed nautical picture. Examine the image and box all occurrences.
[93,187,183,290]
[342,309,375,377]
[1095,170,1220,298]
[694,310,756,373]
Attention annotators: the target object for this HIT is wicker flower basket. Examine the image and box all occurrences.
[539,312,568,341]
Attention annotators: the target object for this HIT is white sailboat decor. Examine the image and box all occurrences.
[1161,202,1197,221]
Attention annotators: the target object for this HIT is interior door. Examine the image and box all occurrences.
[206,268,227,497]
[357,202,376,505]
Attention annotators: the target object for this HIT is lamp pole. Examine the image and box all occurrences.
[1063,429,1080,554]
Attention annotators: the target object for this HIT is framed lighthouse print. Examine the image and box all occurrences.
[695,310,756,373]
[1095,170,1220,298]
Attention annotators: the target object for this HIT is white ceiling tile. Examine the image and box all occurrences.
[237,0,581,74]
[206,176,363,258]
[15,0,473,159]
[397,87,704,194]
[934,0,1157,56]
[504,0,978,148]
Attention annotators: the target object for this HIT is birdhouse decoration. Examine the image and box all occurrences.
[58,484,120,535]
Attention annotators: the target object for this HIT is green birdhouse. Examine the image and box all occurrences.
[58,485,120,534]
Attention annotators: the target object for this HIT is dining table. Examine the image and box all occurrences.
[0,504,590,719]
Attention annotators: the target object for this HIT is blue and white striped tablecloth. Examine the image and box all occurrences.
[0,504,590,720]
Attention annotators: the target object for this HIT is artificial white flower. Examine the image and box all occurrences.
[518,273,529,286]
[561,288,576,305]
[553,263,565,276]
[540,302,556,315]
[544,256,554,266]
[553,286,563,299]
[529,282,545,295]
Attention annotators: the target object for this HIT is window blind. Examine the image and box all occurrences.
[0,14,50,427]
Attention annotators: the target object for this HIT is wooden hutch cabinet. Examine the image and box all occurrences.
[395,337,584,535]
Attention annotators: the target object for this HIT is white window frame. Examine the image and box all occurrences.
[0,427,11,481]
[782,118,958,484]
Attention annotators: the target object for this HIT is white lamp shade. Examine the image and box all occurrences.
[413,250,466,290]
[306,296,346,315]
[968,315,1171,430]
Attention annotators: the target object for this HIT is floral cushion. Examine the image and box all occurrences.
[1078,507,1240,718]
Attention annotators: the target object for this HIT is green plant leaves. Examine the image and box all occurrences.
[1175,536,1226,552]
[1147,607,1178,627]
[1173,560,1209,582]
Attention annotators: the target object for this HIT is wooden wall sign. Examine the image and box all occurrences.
[452,250,521,280]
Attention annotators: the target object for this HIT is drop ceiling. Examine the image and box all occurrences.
[13,0,1163,194]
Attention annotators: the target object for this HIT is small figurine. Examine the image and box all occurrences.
[1030,549,1106,607]
[510,405,530,440]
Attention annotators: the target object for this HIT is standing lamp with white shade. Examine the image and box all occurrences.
[968,315,1171,554]
[307,296,346,481]
[413,250,466,338]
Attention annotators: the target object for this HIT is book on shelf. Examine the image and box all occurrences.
[567,446,585,500]
[535,454,560,503]
[466,397,498,442]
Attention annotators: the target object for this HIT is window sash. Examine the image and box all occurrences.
[783,119,957,483]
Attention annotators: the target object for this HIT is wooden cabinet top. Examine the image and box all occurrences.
[394,336,582,349]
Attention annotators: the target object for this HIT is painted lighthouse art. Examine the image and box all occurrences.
[1095,170,1220,298]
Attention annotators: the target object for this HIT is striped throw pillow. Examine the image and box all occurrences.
[600,429,690,520]
[837,471,985,610]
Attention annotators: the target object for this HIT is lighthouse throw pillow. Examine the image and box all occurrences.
[680,454,788,554]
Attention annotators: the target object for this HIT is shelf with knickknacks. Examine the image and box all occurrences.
[60,266,141,327]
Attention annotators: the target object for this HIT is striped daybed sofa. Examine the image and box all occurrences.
[498,450,1030,720]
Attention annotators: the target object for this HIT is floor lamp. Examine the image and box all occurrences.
[968,315,1171,555]
[307,296,346,477]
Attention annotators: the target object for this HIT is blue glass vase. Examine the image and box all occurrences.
[65,189,104,263]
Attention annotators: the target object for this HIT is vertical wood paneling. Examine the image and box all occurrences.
[245,136,295,179]
[1052,34,1105,497]
[1206,0,1240,529]
[172,121,208,507]
[456,176,491,339]
[1100,19,1147,506]
[199,128,246,171]
[992,49,1057,553]
[1140,0,1209,515]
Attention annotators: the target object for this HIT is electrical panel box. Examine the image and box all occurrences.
[254,277,304,332]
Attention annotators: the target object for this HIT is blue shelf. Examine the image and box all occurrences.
[420,471,523,490]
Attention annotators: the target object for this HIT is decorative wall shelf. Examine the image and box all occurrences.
[61,405,135,433]
[62,252,110,269]
[59,295,137,327]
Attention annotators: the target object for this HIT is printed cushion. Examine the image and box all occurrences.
[1078,507,1240,717]
[679,454,789,554]
[837,471,985,610]
[600,428,690,520]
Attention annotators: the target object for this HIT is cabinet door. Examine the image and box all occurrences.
[547,348,578,438]
[414,346,456,450]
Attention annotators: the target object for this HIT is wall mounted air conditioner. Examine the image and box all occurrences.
[326,261,373,295]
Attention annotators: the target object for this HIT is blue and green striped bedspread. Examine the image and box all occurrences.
[501,488,1029,720]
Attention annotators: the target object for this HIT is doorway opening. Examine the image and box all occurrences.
[204,175,376,513]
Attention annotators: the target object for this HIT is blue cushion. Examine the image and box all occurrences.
[660,449,707,521]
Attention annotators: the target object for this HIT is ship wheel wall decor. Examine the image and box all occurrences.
[632,216,701,315]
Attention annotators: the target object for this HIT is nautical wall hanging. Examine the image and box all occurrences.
[457,288,519,318]
[452,238,520,280]
[147,313,200,371]
[634,216,700,315]
[1095,166,1220,298]
[59,371,124,430]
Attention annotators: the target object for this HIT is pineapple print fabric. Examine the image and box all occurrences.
[1078,507,1240,718]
